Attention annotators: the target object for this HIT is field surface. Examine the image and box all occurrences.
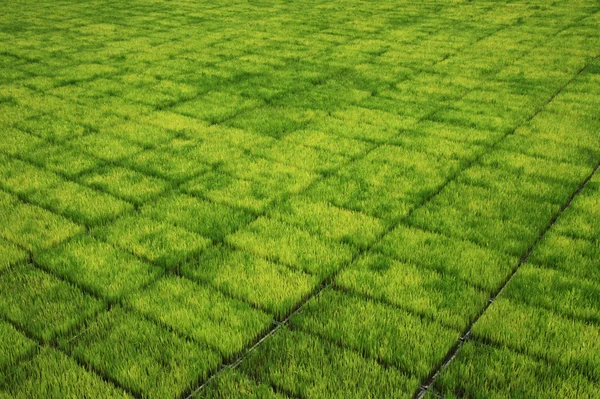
[1,0,600,398]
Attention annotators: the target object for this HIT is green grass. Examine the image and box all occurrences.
[305,146,460,221]
[0,264,103,342]
[376,224,518,291]
[15,114,88,142]
[71,134,144,162]
[173,91,262,124]
[195,368,289,399]
[0,191,83,252]
[219,156,317,197]
[128,146,212,182]
[93,216,211,268]
[409,180,561,256]
[0,321,36,370]
[335,252,488,330]
[269,197,385,248]
[184,171,279,214]
[431,341,599,399]
[239,327,418,399]
[0,348,132,398]
[0,128,43,157]
[257,140,349,173]
[124,276,272,357]
[62,307,221,399]
[22,143,101,178]
[501,265,600,325]
[181,245,319,318]
[527,173,600,281]
[472,297,600,381]
[82,166,169,206]
[0,237,28,272]
[35,234,161,301]
[1,0,599,397]
[102,121,176,147]
[228,217,355,278]
[290,288,460,379]
[140,193,253,241]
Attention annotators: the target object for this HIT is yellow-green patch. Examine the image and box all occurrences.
[182,245,319,318]
[62,307,221,399]
[228,217,355,278]
[0,264,103,342]
[0,347,132,398]
[125,276,272,356]
[35,234,161,301]
[82,166,169,205]
[93,216,211,268]
[140,193,253,241]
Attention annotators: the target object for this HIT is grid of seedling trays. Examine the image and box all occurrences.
[0,0,599,398]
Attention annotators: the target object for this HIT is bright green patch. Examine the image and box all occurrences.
[316,106,417,143]
[195,369,289,399]
[306,147,459,221]
[529,234,600,282]
[473,297,600,381]
[181,245,319,318]
[257,141,348,172]
[125,276,271,356]
[93,216,211,268]
[0,195,83,252]
[140,193,252,241]
[139,110,209,135]
[14,114,88,142]
[28,181,132,225]
[457,164,576,205]
[291,288,460,379]
[0,160,129,226]
[498,134,600,168]
[226,106,313,138]
[36,235,161,301]
[335,252,488,330]
[0,128,43,156]
[502,265,600,324]
[23,143,101,178]
[220,156,317,197]
[479,150,590,185]
[63,307,221,399]
[173,91,262,124]
[269,198,385,248]
[433,341,599,399]
[0,264,103,342]
[377,224,518,291]
[128,146,211,182]
[82,166,169,205]
[0,321,36,370]
[239,327,418,398]
[71,134,144,162]
[184,171,277,214]
[391,131,486,162]
[0,156,62,195]
[0,348,132,398]
[282,129,372,157]
[551,178,600,241]
[0,237,28,272]
[409,181,560,256]
[103,121,176,146]
[228,217,355,278]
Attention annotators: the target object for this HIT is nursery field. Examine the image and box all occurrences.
[1,0,600,398]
